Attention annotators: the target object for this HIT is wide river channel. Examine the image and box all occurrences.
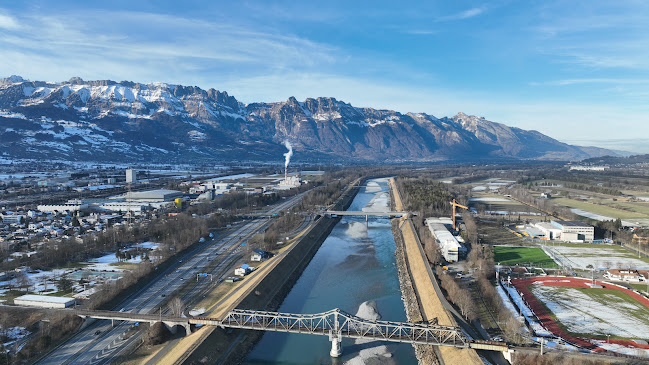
[245,178,417,364]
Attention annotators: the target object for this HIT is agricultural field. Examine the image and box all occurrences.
[545,243,649,270]
[479,222,524,246]
[493,245,558,268]
[469,194,544,217]
[530,285,649,340]
[552,197,649,220]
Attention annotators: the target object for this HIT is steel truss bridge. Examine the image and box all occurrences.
[18,306,507,358]
[63,307,507,357]
[217,308,466,351]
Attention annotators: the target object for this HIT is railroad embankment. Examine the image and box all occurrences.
[389,178,482,365]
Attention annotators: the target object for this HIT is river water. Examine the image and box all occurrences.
[245,178,417,365]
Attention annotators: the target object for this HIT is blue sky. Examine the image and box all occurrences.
[0,1,648,153]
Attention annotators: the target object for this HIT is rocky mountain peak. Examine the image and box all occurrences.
[0,76,621,163]
[0,75,26,85]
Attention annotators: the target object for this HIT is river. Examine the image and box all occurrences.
[245,178,417,365]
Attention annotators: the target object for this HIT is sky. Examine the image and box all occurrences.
[0,1,648,153]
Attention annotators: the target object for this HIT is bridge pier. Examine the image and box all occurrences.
[329,335,342,357]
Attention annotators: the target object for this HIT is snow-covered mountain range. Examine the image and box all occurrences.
[0,76,618,163]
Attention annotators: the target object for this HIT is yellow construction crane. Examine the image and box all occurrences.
[450,199,468,231]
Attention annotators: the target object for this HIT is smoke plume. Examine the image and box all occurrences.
[283,140,293,168]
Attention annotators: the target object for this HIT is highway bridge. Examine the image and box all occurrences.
[324,210,411,221]
[64,307,508,357]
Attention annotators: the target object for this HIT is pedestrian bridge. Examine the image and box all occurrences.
[68,307,507,357]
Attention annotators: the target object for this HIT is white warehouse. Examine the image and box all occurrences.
[14,294,75,309]
[425,217,466,263]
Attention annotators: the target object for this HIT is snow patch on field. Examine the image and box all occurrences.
[503,283,552,337]
[549,244,649,270]
[570,208,637,227]
[1,326,30,348]
[530,285,649,338]
[594,340,649,357]
[469,197,511,202]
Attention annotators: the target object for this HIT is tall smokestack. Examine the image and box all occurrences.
[283,140,293,181]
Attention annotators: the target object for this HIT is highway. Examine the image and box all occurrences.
[37,192,307,365]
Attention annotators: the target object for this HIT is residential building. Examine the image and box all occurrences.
[605,269,646,282]
[251,249,272,262]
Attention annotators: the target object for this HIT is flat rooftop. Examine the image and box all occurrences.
[15,294,75,304]
[125,189,182,200]
[554,220,592,228]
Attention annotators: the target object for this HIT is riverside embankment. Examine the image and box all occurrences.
[389,178,483,365]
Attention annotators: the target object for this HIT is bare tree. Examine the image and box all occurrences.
[168,297,184,316]
[15,271,32,292]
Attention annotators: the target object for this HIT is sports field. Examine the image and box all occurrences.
[493,246,558,268]
[546,243,649,270]
[531,285,649,339]
[513,277,649,356]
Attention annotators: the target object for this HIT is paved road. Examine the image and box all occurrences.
[37,192,307,365]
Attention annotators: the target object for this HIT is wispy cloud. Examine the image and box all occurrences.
[438,7,485,21]
[0,12,19,30]
[0,8,339,83]
[531,78,649,86]
[561,138,649,154]
[530,2,649,70]
[402,29,438,35]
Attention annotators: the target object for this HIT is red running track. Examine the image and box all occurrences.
[511,276,649,352]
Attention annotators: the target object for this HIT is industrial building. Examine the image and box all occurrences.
[124,189,182,203]
[277,175,303,190]
[126,169,137,183]
[37,200,88,213]
[569,165,609,171]
[99,202,149,214]
[534,222,563,240]
[424,217,466,263]
[14,294,75,308]
[551,220,595,242]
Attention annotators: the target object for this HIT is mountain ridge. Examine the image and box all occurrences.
[0,75,621,163]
